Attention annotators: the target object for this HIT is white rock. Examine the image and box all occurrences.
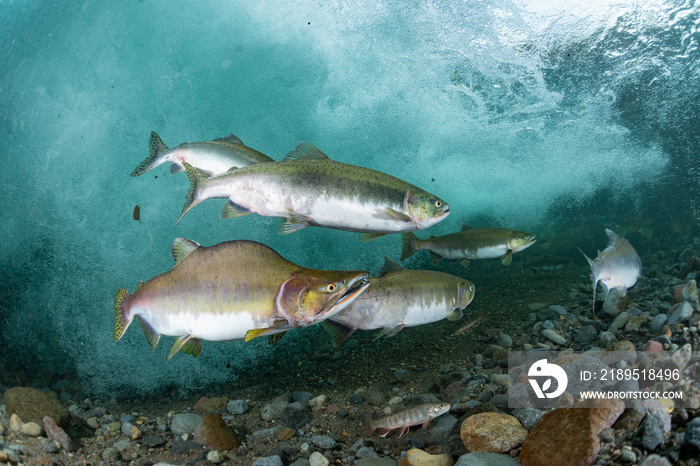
[21,421,42,436]
[670,343,692,370]
[609,311,630,333]
[541,329,567,345]
[309,451,330,466]
[207,450,224,464]
[10,413,23,431]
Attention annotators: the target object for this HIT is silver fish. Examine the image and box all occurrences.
[131,132,273,176]
[322,257,474,346]
[579,228,641,314]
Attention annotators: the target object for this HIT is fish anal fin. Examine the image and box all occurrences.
[459,259,470,267]
[374,324,405,340]
[429,251,444,264]
[321,320,357,347]
[378,256,403,276]
[279,213,310,235]
[167,334,192,360]
[501,250,513,266]
[172,238,201,264]
[359,233,386,242]
[136,315,160,350]
[385,207,412,222]
[268,332,287,344]
[181,337,202,357]
[221,201,252,219]
[283,142,329,161]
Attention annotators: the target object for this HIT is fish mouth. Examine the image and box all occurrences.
[333,275,370,313]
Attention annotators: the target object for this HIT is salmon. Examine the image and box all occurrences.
[364,402,451,437]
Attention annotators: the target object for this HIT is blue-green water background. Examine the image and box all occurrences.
[1,0,698,395]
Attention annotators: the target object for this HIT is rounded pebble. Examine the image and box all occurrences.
[309,451,330,466]
[541,329,567,345]
[207,450,224,464]
[311,435,337,450]
[227,399,249,415]
[21,421,42,436]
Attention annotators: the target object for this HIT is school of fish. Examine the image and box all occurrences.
[118,130,643,437]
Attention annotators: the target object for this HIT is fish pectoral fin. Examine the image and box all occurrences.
[136,316,161,350]
[374,324,405,340]
[181,337,202,357]
[420,420,432,429]
[170,163,185,174]
[321,320,357,347]
[429,251,444,264]
[268,332,287,344]
[459,259,471,267]
[446,309,463,321]
[245,322,289,343]
[359,233,386,242]
[221,201,252,219]
[167,334,193,360]
[384,207,412,222]
[500,250,513,266]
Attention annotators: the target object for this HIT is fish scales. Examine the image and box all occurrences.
[366,402,451,437]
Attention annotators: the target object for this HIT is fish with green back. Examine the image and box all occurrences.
[113,238,370,359]
[176,142,450,241]
[401,224,536,266]
[322,257,475,346]
[131,132,273,177]
[579,228,641,314]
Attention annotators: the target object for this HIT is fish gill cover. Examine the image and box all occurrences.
[0,0,697,395]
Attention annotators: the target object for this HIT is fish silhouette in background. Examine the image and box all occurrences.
[579,228,642,314]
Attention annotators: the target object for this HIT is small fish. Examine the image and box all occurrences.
[113,239,369,359]
[176,142,450,240]
[579,228,642,314]
[131,132,273,177]
[521,255,573,275]
[364,402,451,437]
[322,257,475,346]
[133,205,141,223]
[450,313,487,336]
[402,224,536,266]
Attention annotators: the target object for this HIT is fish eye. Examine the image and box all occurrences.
[326,284,336,292]
[435,200,442,208]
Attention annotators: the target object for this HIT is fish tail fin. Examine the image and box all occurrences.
[363,415,376,437]
[577,247,593,267]
[113,288,132,341]
[401,232,419,261]
[578,248,598,314]
[175,163,207,226]
[131,132,169,176]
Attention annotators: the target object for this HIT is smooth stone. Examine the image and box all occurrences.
[650,314,667,333]
[624,316,647,332]
[4,387,69,427]
[170,413,202,435]
[292,391,315,405]
[455,452,521,466]
[355,459,398,466]
[252,455,285,466]
[496,333,513,348]
[603,288,627,317]
[308,395,327,409]
[639,454,673,466]
[573,325,597,344]
[670,343,692,370]
[261,400,289,421]
[399,448,454,466]
[668,302,694,324]
[193,414,240,450]
[309,451,329,466]
[635,412,666,451]
[227,399,249,415]
[170,438,203,454]
[541,329,567,345]
[644,340,664,353]
[102,447,120,461]
[608,340,636,352]
[680,416,700,458]
[549,305,568,316]
[311,435,337,450]
[492,374,509,387]
[282,406,309,429]
[207,450,224,464]
[619,449,636,463]
[682,279,699,309]
[114,439,131,451]
[460,413,527,453]
[21,421,42,436]
[142,435,166,447]
[609,311,630,333]
[511,408,543,431]
[536,309,559,321]
[598,331,617,347]
[194,396,227,413]
[520,398,625,466]
[10,413,23,431]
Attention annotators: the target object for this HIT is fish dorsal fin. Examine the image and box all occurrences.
[378,256,403,276]
[283,142,330,161]
[172,238,201,265]
[460,223,473,231]
[213,133,244,145]
[605,228,619,245]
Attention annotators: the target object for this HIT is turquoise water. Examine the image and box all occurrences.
[0,0,698,395]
